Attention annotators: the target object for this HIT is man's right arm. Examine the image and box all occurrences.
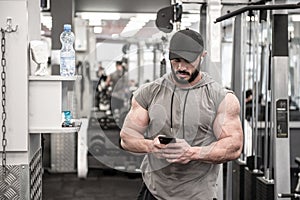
[120,97,153,153]
[105,75,111,86]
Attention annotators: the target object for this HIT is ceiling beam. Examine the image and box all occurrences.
[75,0,171,13]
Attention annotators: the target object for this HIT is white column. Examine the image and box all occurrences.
[206,0,222,84]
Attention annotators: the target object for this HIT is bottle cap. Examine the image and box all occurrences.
[63,24,71,31]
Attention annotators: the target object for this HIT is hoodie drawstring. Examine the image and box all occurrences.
[170,85,176,134]
[170,86,190,139]
[182,89,190,138]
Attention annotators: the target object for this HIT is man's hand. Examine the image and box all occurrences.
[151,136,168,159]
[159,138,193,164]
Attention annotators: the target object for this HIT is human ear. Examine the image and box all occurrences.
[201,50,207,58]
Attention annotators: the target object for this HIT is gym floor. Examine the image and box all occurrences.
[42,168,143,200]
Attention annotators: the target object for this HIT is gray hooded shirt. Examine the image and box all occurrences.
[133,72,229,200]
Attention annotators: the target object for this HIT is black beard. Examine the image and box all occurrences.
[171,62,200,84]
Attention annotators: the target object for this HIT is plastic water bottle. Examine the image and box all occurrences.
[60,24,75,76]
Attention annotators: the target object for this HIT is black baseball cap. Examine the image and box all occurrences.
[169,28,204,63]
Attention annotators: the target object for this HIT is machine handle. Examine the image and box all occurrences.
[278,193,300,198]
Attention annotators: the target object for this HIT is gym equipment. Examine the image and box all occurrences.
[295,158,300,193]
[278,157,300,199]
[87,124,144,173]
[155,3,182,33]
[216,2,300,200]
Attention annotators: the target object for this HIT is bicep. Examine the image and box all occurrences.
[213,93,243,141]
[121,97,149,138]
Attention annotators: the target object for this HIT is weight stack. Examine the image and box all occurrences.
[244,167,264,200]
[256,176,274,200]
[232,159,246,200]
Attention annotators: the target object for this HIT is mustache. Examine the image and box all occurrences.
[176,70,190,76]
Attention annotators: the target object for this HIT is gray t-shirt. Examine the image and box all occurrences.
[133,72,229,200]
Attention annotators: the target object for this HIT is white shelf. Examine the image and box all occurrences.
[29,75,81,133]
[29,75,82,81]
[29,126,81,134]
[29,119,82,134]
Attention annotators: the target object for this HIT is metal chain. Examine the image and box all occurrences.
[1,28,7,176]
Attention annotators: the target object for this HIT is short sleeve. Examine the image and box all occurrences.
[133,83,152,110]
[133,81,162,110]
[209,82,232,112]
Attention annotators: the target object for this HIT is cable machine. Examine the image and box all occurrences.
[216,2,300,200]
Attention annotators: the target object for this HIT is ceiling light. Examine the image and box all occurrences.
[111,34,119,39]
[180,21,192,28]
[120,13,155,38]
[130,17,148,23]
[79,12,121,20]
[41,13,52,30]
[127,21,146,27]
[89,19,102,26]
[120,31,137,38]
[136,13,156,21]
[79,12,121,26]
[291,15,300,22]
[94,27,102,34]
[182,14,199,23]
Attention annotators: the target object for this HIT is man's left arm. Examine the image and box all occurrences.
[197,92,244,163]
[162,93,243,164]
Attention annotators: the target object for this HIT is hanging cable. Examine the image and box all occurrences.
[0,17,18,177]
[1,28,7,176]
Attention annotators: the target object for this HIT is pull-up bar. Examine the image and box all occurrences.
[214,3,300,23]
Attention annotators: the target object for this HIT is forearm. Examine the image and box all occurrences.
[120,127,153,153]
[120,96,151,153]
[105,76,111,86]
[189,137,242,164]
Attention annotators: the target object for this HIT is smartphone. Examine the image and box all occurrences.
[158,135,176,144]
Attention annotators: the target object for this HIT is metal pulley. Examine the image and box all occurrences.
[155,3,183,33]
